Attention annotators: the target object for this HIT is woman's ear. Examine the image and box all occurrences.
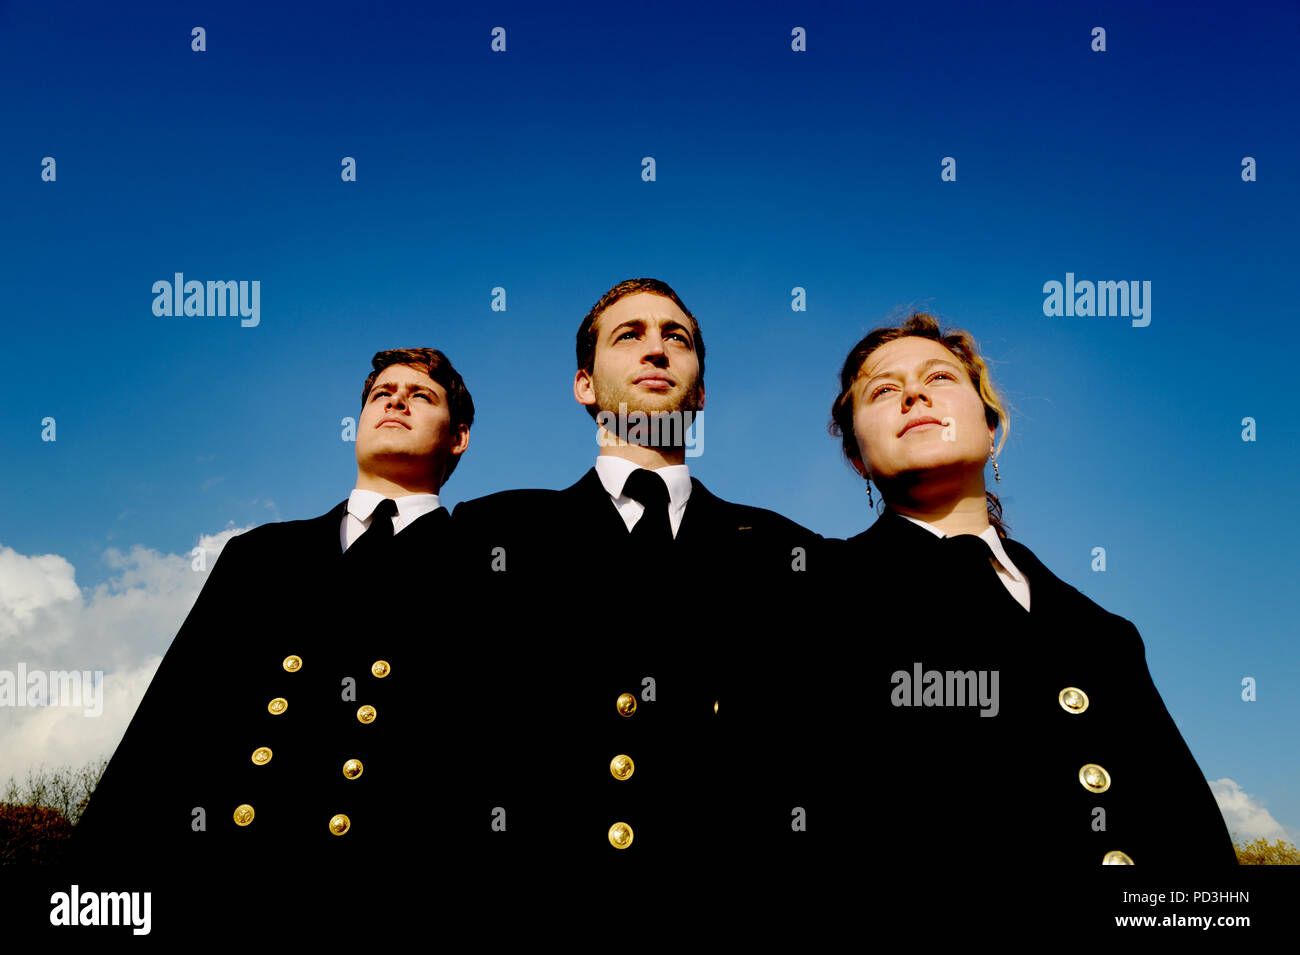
[849,453,869,480]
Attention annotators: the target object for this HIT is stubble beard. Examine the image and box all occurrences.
[594,378,702,449]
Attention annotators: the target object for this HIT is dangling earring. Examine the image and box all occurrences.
[990,451,1001,483]
[865,475,875,508]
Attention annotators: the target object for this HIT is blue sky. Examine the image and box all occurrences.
[2,1,1298,844]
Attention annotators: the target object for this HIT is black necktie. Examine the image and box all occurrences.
[347,498,398,562]
[622,469,673,542]
[943,533,1000,589]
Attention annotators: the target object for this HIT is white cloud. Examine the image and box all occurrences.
[0,526,253,788]
[1209,778,1294,844]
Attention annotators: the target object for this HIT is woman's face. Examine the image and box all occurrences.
[850,336,994,482]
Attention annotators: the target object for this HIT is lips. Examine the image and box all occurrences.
[898,417,943,436]
[634,374,675,388]
[378,418,410,429]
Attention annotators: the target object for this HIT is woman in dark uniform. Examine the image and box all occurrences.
[827,311,1236,872]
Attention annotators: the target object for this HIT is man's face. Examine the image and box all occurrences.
[574,292,705,419]
[356,363,466,485]
[850,336,993,481]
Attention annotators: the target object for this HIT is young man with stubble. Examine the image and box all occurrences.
[453,279,836,897]
[70,348,473,928]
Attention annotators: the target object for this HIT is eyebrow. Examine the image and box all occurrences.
[371,380,436,398]
[860,357,963,388]
[607,317,692,342]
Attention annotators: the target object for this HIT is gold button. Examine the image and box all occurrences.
[1059,687,1089,714]
[251,746,272,766]
[267,697,288,716]
[329,813,351,835]
[356,704,377,724]
[233,804,255,826]
[371,660,390,678]
[616,693,637,717]
[610,754,635,781]
[1102,850,1134,865]
[608,822,634,849]
[713,700,719,715]
[282,655,302,672]
[1079,763,1111,793]
[343,759,364,780]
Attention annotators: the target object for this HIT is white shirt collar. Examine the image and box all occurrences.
[895,511,1026,584]
[347,488,441,525]
[594,456,692,513]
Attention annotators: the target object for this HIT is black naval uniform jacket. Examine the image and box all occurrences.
[451,468,835,882]
[840,508,1236,873]
[73,500,453,873]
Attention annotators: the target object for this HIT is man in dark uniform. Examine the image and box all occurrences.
[73,348,473,881]
[453,278,834,889]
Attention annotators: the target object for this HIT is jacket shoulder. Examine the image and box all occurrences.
[727,501,820,541]
[224,513,322,551]
[1002,536,1145,649]
[453,488,560,522]
[690,480,818,540]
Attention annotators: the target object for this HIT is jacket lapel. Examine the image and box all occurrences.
[328,498,450,559]
[562,467,630,543]
[322,499,350,557]
[675,478,724,543]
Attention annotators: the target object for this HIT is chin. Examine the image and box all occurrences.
[886,446,968,469]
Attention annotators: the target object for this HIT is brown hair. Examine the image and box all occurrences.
[361,347,475,482]
[829,312,1011,536]
[576,278,705,420]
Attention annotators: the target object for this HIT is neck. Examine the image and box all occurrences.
[877,467,991,537]
[596,426,686,468]
[355,469,438,498]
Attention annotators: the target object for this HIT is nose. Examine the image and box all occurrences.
[642,329,668,363]
[386,390,408,411]
[901,377,931,407]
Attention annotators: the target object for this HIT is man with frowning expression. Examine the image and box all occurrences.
[454,278,831,886]
[74,348,473,888]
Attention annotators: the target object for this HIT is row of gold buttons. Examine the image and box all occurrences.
[231,807,355,836]
[281,655,391,679]
[1060,685,1133,865]
[246,748,365,780]
[231,657,392,834]
[605,692,722,849]
[610,693,637,848]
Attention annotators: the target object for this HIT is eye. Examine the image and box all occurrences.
[616,330,638,341]
[666,331,689,344]
[869,384,896,400]
[928,371,957,382]
[417,393,431,401]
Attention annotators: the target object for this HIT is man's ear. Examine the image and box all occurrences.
[437,424,471,488]
[450,423,470,457]
[574,369,596,408]
[697,381,706,410]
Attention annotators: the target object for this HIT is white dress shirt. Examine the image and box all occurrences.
[339,489,442,553]
[897,513,1031,612]
[594,456,693,539]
